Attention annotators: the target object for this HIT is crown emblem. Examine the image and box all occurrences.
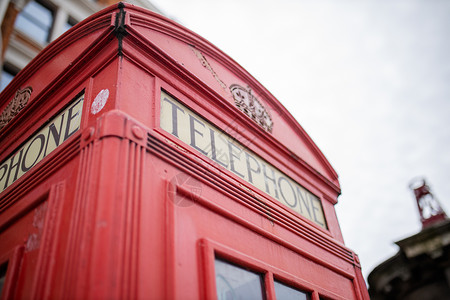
[230,84,273,132]
[0,86,33,130]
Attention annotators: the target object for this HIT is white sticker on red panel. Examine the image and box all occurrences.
[91,89,109,115]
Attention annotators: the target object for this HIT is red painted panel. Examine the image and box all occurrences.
[0,3,369,299]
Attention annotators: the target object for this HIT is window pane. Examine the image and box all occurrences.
[63,22,72,33]
[0,262,8,296]
[215,259,264,300]
[14,1,53,44]
[1,69,16,91]
[274,281,309,300]
[63,17,77,34]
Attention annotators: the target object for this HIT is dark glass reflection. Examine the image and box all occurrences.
[0,262,8,297]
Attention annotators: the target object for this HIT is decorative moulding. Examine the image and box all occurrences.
[0,86,33,130]
[230,84,273,132]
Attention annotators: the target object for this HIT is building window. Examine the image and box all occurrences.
[1,66,18,91]
[215,258,265,300]
[274,281,310,300]
[63,16,77,34]
[14,0,55,44]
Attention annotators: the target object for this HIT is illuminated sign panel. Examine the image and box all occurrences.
[160,91,326,229]
[0,94,84,193]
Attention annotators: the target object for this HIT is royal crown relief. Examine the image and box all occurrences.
[0,86,33,130]
[230,84,273,133]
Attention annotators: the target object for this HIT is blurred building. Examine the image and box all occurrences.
[0,0,162,91]
[368,180,450,300]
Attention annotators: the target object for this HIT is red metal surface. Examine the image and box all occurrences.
[0,3,369,299]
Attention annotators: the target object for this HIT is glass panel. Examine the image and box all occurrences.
[215,259,264,300]
[63,22,72,33]
[14,1,54,44]
[1,69,15,91]
[63,17,77,34]
[0,262,8,296]
[274,281,309,300]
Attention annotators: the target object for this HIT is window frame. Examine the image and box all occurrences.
[198,238,318,300]
[0,246,24,300]
[14,0,56,45]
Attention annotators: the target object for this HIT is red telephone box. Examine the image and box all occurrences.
[0,3,369,299]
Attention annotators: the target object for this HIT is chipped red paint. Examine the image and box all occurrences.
[0,3,369,299]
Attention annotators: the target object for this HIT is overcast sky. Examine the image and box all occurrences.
[149,0,450,280]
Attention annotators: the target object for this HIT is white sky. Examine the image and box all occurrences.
[149,0,450,280]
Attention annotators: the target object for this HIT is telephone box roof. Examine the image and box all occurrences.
[0,2,340,196]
